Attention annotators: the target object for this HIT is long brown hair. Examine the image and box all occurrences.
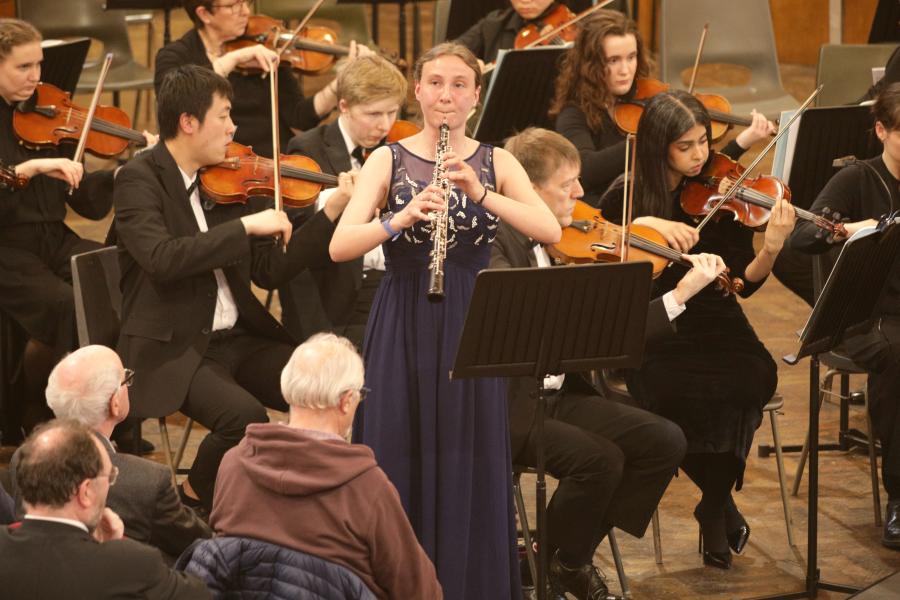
[548,9,649,133]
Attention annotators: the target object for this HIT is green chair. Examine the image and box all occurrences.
[815,43,899,107]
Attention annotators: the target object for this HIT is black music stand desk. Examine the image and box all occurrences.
[751,218,900,600]
[452,261,653,600]
[473,46,568,146]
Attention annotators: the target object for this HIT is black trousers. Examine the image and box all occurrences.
[514,392,686,565]
[181,327,291,507]
[844,315,900,497]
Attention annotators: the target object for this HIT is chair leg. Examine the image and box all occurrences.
[173,418,194,475]
[607,529,630,599]
[651,509,663,564]
[863,385,883,527]
[769,407,796,546]
[157,416,177,487]
[513,472,537,587]
[792,369,837,496]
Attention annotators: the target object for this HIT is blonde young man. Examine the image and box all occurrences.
[282,55,408,347]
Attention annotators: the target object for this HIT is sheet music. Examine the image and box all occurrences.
[772,109,800,181]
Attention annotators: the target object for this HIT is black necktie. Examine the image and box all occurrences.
[187,175,200,197]
[351,146,369,165]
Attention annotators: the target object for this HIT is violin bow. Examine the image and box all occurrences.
[620,133,635,262]
[70,53,114,193]
[694,85,822,233]
[687,23,709,95]
[268,55,287,252]
[274,0,327,61]
[481,0,615,76]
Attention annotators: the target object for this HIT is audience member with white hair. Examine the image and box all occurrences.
[9,345,211,558]
[0,419,209,599]
[210,333,442,599]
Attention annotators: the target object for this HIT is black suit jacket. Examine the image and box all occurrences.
[9,434,211,558]
[113,142,336,417]
[0,519,209,599]
[489,222,675,456]
[285,121,369,338]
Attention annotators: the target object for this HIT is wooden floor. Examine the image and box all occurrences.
[3,6,899,599]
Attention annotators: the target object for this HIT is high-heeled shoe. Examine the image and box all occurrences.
[725,496,751,554]
[694,505,732,570]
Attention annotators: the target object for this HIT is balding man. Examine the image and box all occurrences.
[210,333,442,600]
[0,419,209,599]
[9,346,211,558]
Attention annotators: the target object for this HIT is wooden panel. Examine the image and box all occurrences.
[0,0,15,18]
[843,0,879,43]
[770,0,828,65]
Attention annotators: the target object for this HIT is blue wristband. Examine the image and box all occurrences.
[381,214,400,238]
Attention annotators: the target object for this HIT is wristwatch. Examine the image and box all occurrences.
[380,211,400,238]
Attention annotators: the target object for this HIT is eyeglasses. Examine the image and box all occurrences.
[211,0,253,13]
[96,465,119,487]
[120,368,135,388]
[358,386,370,402]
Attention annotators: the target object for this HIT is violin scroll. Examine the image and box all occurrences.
[0,161,29,191]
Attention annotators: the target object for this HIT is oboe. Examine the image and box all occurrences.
[427,122,451,302]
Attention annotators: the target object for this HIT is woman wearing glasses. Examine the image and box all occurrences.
[156,0,372,158]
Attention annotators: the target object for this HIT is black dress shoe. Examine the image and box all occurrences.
[548,551,623,600]
[694,504,733,570]
[111,431,155,456]
[882,499,900,549]
[725,497,751,554]
[177,484,210,523]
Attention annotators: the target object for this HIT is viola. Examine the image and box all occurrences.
[13,82,147,159]
[199,142,338,208]
[386,119,420,143]
[548,200,744,295]
[0,161,28,191]
[514,3,578,49]
[681,151,847,238]
[613,78,760,141]
[227,15,404,76]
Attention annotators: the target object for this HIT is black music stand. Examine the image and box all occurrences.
[472,46,568,145]
[104,0,182,45]
[782,105,881,210]
[750,218,900,600]
[40,38,90,96]
[452,262,653,600]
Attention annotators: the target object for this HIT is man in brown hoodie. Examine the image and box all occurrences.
[210,333,442,599]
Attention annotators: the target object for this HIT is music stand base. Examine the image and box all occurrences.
[746,573,860,599]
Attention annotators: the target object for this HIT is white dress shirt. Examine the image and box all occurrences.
[179,167,239,331]
[24,514,89,533]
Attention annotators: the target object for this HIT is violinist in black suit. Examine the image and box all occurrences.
[113,65,338,511]
[493,128,727,600]
[283,55,408,347]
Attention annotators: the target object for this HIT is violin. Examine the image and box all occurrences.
[386,119,420,143]
[13,82,147,159]
[199,142,338,208]
[681,151,847,238]
[613,78,761,141]
[548,200,744,295]
[0,161,28,191]
[514,3,578,49]
[227,15,404,75]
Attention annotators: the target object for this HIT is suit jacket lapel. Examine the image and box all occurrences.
[150,143,201,236]
[324,120,353,174]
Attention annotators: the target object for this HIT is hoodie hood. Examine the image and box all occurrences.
[234,423,378,497]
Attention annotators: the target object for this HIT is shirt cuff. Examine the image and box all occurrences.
[662,290,686,321]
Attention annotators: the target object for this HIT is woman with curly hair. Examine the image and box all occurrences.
[550,9,774,206]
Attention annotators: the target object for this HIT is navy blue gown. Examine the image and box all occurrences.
[354,142,520,599]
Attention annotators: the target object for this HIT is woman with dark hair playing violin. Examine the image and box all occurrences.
[600,89,795,570]
[158,0,373,158]
[0,19,150,438]
[551,9,775,206]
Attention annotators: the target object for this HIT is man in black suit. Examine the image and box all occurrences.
[113,65,338,511]
[0,419,208,599]
[8,345,211,558]
[495,128,726,600]
[282,55,408,347]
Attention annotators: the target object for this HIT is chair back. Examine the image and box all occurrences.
[659,0,797,117]
[816,43,899,107]
[18,0,137,67]
[40,38,91,96]
[71,246,122,348]
[177,537,378,600]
